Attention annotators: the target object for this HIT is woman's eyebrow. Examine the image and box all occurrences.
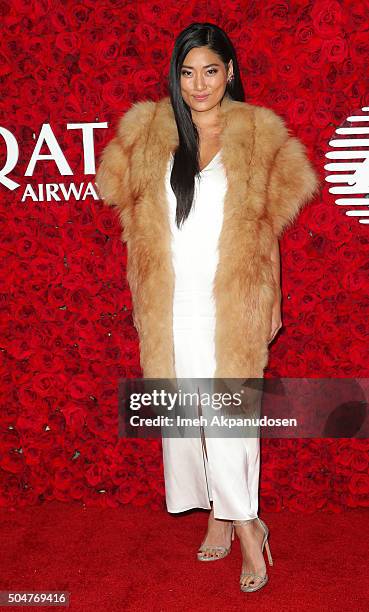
[181,63,221,68]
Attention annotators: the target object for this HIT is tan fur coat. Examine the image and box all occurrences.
[95,94,320,379]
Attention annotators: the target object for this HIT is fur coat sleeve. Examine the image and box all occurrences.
[256,106,320,237]
[95,134,132,243]
[95,100,156,242]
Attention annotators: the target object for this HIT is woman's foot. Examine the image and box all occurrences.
[197,507,234,560]
[234,518,267,590]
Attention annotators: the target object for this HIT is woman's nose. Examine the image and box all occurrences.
[194,76,206,91]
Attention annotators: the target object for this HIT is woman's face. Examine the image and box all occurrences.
[180,46,233,112]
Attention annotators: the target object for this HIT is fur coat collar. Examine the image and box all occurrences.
[96,95,320,379]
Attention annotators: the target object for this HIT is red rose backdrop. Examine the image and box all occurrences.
[1,0,369,511]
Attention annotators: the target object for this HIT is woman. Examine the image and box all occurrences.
[96,22,319,593]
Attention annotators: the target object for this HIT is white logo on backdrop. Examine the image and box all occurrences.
[324,106,369,225]
[0,121,107,202]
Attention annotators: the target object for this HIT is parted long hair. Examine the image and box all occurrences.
[168,22,245,228]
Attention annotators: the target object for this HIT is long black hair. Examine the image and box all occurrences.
[167,22,245,229]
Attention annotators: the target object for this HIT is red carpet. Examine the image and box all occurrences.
[1,502,368,611]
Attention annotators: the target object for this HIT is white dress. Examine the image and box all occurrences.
[161,150,260,520]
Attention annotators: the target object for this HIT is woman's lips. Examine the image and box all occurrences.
[194,95,209,100]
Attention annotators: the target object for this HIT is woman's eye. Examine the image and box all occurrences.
[181,68,218,77]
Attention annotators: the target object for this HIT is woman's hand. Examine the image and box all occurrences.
[268,288,282,344]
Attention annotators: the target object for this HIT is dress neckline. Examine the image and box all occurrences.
[199,149,222,172]
[169,149,222,172]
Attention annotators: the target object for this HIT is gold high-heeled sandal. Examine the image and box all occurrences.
[233,517,273,592]
[197,523,235,561]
